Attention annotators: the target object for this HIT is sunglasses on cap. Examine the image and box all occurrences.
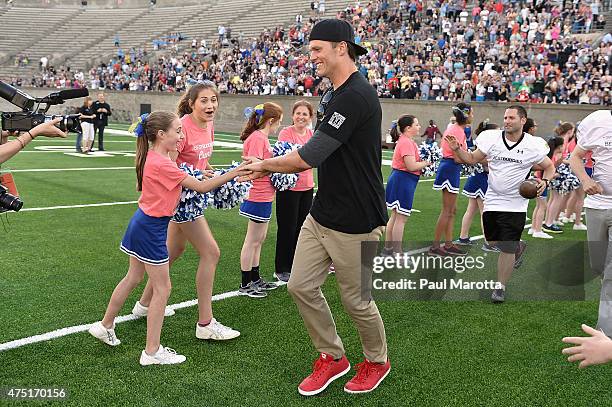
[317,88,334,121]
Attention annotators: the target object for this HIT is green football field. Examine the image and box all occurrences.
[0,124,607,406]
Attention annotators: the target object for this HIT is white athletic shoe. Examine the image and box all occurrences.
[532,231,553,239]
[560,216,571,223]
[139,346,186,366]
[573,224,587,231]
[132,301,176,317]
[553,220,564,226]
[528,228,534,235]
[195,318,240,340]
[88,321,121,346]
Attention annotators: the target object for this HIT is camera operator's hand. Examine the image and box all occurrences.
[29,118,68,139]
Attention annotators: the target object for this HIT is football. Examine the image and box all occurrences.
[519,179,540,199]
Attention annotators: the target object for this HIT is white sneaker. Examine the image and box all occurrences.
[532,231,553,239]
[569,213,576,222]
[553,220,564,226]
[195,318,240,340]
[132,301,176,317]
[560,216,571,223]
[528,228,534,235]
[88,321,121,346]
[573,224,587,231]
[139,345,186,366]
[526,216,531,221]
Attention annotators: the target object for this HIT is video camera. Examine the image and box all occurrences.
[0,80,88,132]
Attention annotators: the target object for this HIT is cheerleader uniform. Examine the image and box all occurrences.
[172,114,214,223]
[385,136,421,216]
[433,123,467,194]
[120,151,187,265]
[462,169,488,199]
[239,130,274,222]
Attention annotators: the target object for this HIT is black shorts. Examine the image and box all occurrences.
[482,211,526,253]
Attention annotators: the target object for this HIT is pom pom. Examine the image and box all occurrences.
[461,163,485,177]
[172,163,210,222]
[418,141,442,177]
[271,141,301,191]
[549,163,581,195]
[208,162,252,209]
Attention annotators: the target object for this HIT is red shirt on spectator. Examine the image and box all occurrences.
[495,1,503,13]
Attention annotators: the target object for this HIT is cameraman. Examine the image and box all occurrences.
[0,118,66,164]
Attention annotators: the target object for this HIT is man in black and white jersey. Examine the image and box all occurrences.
[446,105,555,303]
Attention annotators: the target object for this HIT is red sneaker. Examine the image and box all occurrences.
[344,359,391,394]
[298,353,350,396]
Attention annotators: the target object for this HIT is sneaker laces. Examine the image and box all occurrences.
[210,320,233,334]
[352,360,377,384]
[311,355,333,379]
[106,329,117,344]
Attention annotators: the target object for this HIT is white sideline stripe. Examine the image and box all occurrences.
[11,167,133,173]
[12,177,435,212]
[21,201,138,212]
[0,282,287,352]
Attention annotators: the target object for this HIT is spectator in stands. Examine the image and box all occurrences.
[422,119,442,144]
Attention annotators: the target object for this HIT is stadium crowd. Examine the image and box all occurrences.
[11,0,612,105]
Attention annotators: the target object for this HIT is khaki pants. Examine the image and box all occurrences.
[287,214,387,363]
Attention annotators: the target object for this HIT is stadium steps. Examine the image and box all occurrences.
[0,7,81,76]
[15,8,148,78]
[72,3,216,70]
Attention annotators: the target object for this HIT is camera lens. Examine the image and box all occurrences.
[0,191,23,212]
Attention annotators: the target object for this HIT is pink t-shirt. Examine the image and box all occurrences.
[243,130,274,202]
[278,126,314,191]
[177,114,214,170]
[392,136,422,176]
[138,150,187,217]
[441,124,467,159]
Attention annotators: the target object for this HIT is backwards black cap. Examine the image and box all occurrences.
[309,19,367,56]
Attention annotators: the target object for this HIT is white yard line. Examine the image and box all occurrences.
[0,285,289,352]
[11,167,133,173]
[20,201,138,212]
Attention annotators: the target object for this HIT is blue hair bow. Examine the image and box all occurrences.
[391,120,398,130]
[254,104,265,124]
[129,113,149,138]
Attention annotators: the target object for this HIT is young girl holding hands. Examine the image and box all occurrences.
[238,102,283,298]
[89,111,248,365]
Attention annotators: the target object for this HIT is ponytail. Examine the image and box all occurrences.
[135,136,149,191]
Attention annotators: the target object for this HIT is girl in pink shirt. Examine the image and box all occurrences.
[89,111,247,365]
[134,82,241,341]
[274,100,315,283]
[431,103,472,256]
[384,115,430,254]
[238,102,283,298]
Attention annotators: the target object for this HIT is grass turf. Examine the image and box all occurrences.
[0,126,605,406]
